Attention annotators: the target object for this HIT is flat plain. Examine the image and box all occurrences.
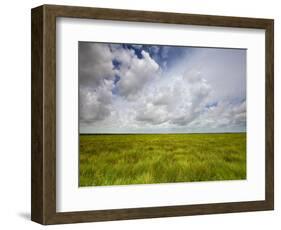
[79,133,246,186]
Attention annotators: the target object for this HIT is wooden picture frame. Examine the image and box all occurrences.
[31,4,274,225]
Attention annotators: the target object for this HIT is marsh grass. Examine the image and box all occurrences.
[79,133,246,186]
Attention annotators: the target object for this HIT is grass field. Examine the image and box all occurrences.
[79,133,246,186]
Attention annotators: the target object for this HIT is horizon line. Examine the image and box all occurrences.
[80,131,246,135]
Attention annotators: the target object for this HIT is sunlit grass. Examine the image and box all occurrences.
[79,133,246,186]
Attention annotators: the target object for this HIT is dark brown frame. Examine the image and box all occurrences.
[31,4,274,225]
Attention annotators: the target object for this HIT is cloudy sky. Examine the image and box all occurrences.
[79,42,246,133]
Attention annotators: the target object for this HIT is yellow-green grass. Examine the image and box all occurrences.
[79,133,246,186]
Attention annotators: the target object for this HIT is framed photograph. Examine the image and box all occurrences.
[31,4,274,225]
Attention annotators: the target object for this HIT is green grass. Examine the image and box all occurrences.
[79,133,246,186]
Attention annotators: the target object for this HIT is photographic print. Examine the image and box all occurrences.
[31,5,274,224]
[79,42,246,187]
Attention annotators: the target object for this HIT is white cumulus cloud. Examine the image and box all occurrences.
[79,43,246,133]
